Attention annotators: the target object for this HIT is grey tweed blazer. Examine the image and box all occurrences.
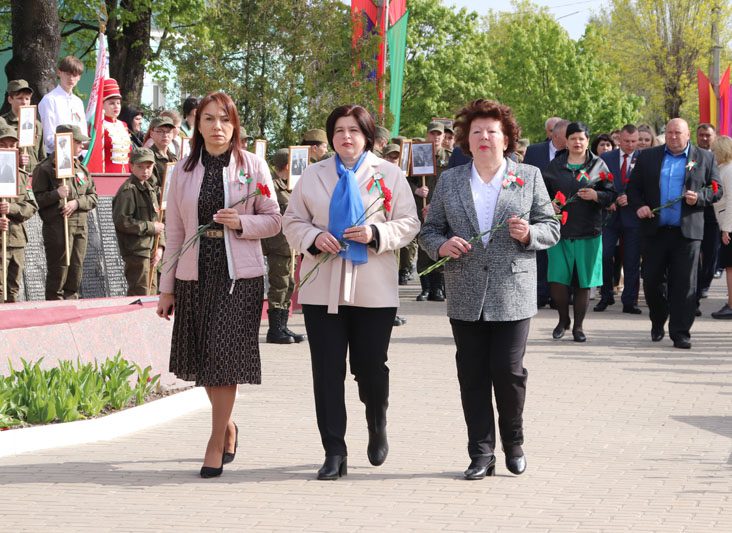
[419,158,560,322]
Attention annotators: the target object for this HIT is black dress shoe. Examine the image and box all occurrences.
[428,288,445,301]
[317,455,347,480]
[593,299,610,312]
[552,321,570,339]
[572,329,586,343]
[673,338,692,349]
[367,428,389,466]
[393,316,405,326]
[712,303,732,319]
[416,290,429,301]
[222,423,238,465]
[506,454,527,475]
[622,305,642,315]
[651,326,664,342]
[464,455,496,480]
[695,308,702,317]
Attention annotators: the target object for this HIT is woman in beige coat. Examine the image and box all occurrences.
[283,104,419,480]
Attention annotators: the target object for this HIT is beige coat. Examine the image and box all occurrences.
[713,162,732,232]
[283,151,420,313]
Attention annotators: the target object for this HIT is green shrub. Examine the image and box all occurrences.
[0,352,161,428]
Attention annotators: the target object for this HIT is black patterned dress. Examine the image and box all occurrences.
[169,150,264,386]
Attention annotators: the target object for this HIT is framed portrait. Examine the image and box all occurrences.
[410,142,436,176]
[254,139,267,160]
[54,133,74,179]
[288,145,310,190]
[18,105,37,148]
[160,162,176,211]
[399,139,412,173]
[0,149,19,198]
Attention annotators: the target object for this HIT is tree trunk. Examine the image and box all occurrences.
[106,0,151,107]
[3,0,60,112]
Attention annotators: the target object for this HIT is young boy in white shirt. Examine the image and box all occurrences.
[38,56,87,154]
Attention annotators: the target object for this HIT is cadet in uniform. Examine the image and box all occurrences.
[412,121,449,301]
[2,79,45,173]
[112,148,165,296]
[302,128,329,163]
[148,115,179,190]
[0,124,38,302]
[373,126,391,157]
[32,125,98,300]
[262,148,307,344]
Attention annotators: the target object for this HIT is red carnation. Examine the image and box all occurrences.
[257,183,271,198]
[561,211,569,225]
[515,177,525,186]
[554,191,567,206]
[382,185,393,212]
[712,181,719,194]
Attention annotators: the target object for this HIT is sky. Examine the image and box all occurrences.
[446,0,601,40]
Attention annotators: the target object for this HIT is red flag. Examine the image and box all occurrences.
[389,0,407,25]
[698,69,712,124]
[719,67,730,135]
[84,77,106,173]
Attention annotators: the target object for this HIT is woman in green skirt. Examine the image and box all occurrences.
[543,122,617,342]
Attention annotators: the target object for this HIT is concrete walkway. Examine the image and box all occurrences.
[1,282,730,532]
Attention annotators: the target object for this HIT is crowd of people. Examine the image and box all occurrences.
[1,53,728,482]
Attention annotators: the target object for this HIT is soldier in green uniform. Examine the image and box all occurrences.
[112,148,165,296]
[442,123,455,158]
[373,126,391,157]
[302,128,329,163]
[148,116,179,190]
[262,148,306,344]
[0,124,38,302]
[412,121,449,301]
[32,125,98,300]
[2,79,45,173]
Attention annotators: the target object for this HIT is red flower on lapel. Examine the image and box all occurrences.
[712,180,719,194]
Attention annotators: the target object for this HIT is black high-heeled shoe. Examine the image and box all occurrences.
[367,428,389,466]
[222,423,238,465]
[572,329,586,343]
[552,321,570,339]
[464,455,496,480]
[200,453,225,479]
[506,454,527,475]
[317,455,347,480]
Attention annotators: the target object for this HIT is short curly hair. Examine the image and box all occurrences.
[453,99,520,157]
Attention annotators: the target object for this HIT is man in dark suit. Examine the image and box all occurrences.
[523,119,568,307]
[627,118,722,349]
[597,124,642,313]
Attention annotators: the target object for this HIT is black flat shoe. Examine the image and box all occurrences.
[464,455,496,480]
[651,326,664,342]
[367,428,389,466]
[572,329,586,343]
[622,305,642,315]
[317,455,347,480]
[552,321,570,339]
[506,454,527,475]
[673,338,692,349]
[416,290,429,302]
[593,299,610,312]
[222,423,238,465]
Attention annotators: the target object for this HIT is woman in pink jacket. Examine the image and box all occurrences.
[283,105,420,480]
[156,92,281,478]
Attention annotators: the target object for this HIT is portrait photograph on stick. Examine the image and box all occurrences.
[399,139,412,173]
[254,139,267,160]
[54,132,74,179]
[410,141,436,176]
[17,105,37,148]
[0,149,19,197]
[160,162,176,211]
[288,145,310,190]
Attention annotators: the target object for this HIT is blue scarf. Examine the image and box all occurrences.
[329,152,369,265]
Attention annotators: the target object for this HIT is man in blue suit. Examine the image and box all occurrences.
[523,119,569,307]
[596,124,642,313]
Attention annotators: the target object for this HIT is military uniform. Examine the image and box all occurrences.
[32,155,97,300]
[1,111,45,173]
[150,143,178,190]
[262,173,295,309]
[1,168,38,302]
[113,173,164,296]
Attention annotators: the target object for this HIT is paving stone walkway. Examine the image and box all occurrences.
[0,282,730,532]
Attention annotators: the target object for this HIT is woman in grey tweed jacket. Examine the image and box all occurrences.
[419,99,560,479]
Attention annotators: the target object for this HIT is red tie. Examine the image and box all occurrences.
[621,153,628,183]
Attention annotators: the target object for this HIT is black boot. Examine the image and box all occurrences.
[428,272,445,301]
[416,272,430,301]
[266,308,294,344]
[280,308,306,343]
[365,403,389,466]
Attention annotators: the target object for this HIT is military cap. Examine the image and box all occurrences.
[427,121,445,133]
[412,137,425,142]
[240,128,254,141]
[150,116,176,130]
[0,124,18,141]
[376,126,391,141]
[7,79,33,95]
[384,143,400,156]
[391,135,406,144]
[302,128,328,144]
[130,147,156,165]
[272,148,290,169]
[56,124,90,143]
[443,124,454,134]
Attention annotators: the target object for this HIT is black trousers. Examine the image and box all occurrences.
[601,224,641,306]
[697,209,720,296]
[302,304,396,456]
[450,317,530,458]
[641,228,701,341]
